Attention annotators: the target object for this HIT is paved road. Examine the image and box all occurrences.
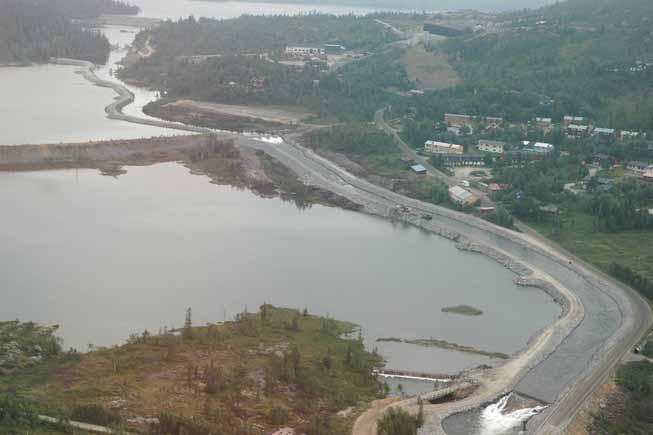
[244,132,651,435]
[517,223,652,434]
[374,107,493,207]
[374,105,651,432]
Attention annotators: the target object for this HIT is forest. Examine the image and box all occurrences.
[415,0,653,130]
[0,0,138,64]
[121,15,411,122]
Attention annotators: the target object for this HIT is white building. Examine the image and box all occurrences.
[424,140,464,154]
[478,139,506,154]
[523,141,554,154]
[285,46,325,56]
[449,186,477,206]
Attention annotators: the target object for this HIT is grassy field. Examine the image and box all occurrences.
[2,307,383,435]
[401,46,460,91]
[526,209,653,281]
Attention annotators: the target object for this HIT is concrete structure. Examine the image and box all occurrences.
[522,141,554,154]
[425,140,464,155]
[478,139,506,154]
[411,164,427,175]
[285,46,325,56]
[449,186,477,206]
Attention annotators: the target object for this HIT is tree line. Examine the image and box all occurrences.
[0,0,138,64]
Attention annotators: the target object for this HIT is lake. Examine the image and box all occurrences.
[0,163,560,374]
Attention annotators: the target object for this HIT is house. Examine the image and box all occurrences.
[411,164,427,175]
[444,113,473,127]
[620,130,641,140]
[424,140,464,155]
[626,161,653,174]
[593,127,616,138]
[285,46,325,56]
[440,154,485,167]
[324,44,346,54]
[592,153,614,168]
[643,170,653,182]
[522,141,554,154]
[563,115,586,128]
[488,183,509,193]
[478,139,506,154]
[409,89,425,96]
[535,117,554,134]
[566,124,591,138]
[449,186,478,206]
[444,113,502,130]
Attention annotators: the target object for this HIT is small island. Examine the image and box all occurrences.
[441,305,484,316]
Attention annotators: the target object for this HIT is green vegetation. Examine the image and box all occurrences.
[0,0,137,64]
[303,125,450,207]
[377,407,419,435]
[120,14,411,122]
[2,307,383,435]
[376,337,509,359]
[418,0,653,130]
[0,321,62,374]
[589,361,653,434]
[441,305,483,316]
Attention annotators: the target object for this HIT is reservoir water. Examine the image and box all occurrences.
[0,163,560,373]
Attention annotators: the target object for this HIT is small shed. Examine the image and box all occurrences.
[411,164,427,175]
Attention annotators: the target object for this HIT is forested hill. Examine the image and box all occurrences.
[434,0,653,129]
[0,0,139,64]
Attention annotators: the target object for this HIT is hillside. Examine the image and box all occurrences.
[0,0,138,64]
[1,307,384,435]
[424,0,653,129]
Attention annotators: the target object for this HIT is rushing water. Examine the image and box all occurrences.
[443,394,547,435]
[0,163,559,373]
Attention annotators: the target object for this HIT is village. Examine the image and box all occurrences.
[398,111,653,212]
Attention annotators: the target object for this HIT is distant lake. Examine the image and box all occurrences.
[0,163,559,373]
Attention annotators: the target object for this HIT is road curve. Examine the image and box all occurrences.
[61,56,652,433]
[234,135,651,435]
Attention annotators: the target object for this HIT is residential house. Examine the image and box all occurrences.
[424,140,464,155]
[620,130,641,140]
[285,46,325,56]
[522,141,554,154]
[535,117,554,134]
[627,161,653,174]
[444,113,473,128]
[440,154,485,167]
[566,124,591,138]
[449,186,478,206]
[593,127,616,139]
[478,139,506,154]
[643,171,653,182]
[444,113,502,129]
[563,115,586,128]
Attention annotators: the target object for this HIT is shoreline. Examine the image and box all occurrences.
[3,48,650,435]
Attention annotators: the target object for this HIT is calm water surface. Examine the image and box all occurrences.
[0,163,559,373]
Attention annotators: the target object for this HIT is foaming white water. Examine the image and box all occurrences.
[478,394,546,435]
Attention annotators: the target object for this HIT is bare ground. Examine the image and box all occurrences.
[166,100,314,125]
